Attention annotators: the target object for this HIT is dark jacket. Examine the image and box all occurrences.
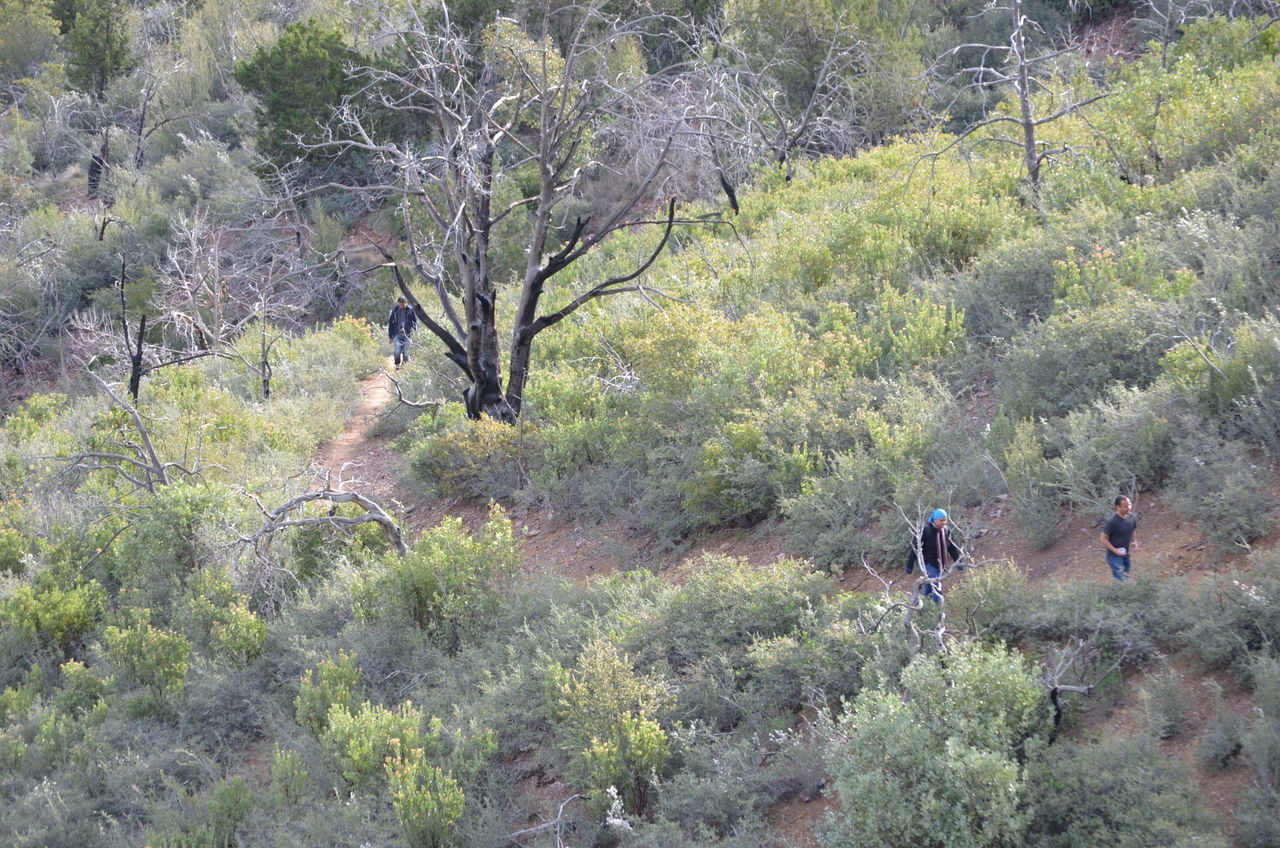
[388,304,418,339]
[906,522,963,573]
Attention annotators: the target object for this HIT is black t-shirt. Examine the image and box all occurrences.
[1103,513,1136,550]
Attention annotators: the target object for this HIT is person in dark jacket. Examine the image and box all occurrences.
[388,296,418,368]
[906,508,964,604]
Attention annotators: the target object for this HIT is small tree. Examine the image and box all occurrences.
[65,0,133,100]
[233,20,366,174]
[64,0,135,196]
[546,636,674,814]
[0,0,61,98]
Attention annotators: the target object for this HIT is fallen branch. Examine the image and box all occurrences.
[242,488,408,557]
[507,794,584,847]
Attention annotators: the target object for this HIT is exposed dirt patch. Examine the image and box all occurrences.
[1078,8,1140,64]
[766,793,837,848]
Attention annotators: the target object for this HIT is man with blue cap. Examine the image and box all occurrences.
[906,508,964,603]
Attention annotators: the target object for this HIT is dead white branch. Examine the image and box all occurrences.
[242,488,409,558]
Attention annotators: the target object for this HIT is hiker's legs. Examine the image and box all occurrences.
[1105,552,1129,581]
[393,334,410,366]
[923,563,943,604]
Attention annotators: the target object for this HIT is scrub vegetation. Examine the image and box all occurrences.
[2,0,1280,845]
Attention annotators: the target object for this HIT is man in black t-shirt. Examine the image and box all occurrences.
[1100,495,1137,581]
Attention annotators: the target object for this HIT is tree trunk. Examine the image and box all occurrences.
[506,324,534,419]
[259,326,272,399]
[463,292,515,422]
[1013,0,1040,193]
[88,131,109,199]
[126,314,145,400]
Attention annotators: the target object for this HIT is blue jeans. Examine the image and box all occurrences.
[1106,552,1131,581]
[921,562,943,604]
[392,333,410,363]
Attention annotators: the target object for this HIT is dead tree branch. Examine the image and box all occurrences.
[241,487,409,558]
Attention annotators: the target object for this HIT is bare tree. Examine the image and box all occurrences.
[154,205,334,399]
[931,0,1108,198]
[324,1,695,422]
[47,370,213,495]
[69,203,338,400]
[240,487,409,559]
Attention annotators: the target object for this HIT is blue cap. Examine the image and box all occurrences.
[929,509,948,522]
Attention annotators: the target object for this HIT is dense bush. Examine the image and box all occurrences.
[823,642,1049,848]
[638,554,829,670]
[353,506,518,651]
[1168,435,1278,551]
[998,298,1174,420]
[1240,655,1280,848]
[546,636,673,813]
[1024,735,1228,848]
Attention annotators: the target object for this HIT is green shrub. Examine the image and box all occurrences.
[385,742,466,848]
[646,729,775,841]
[1240,655,1280,847]
[546,636,673,814]
[1045,386,1185,513]
[105,482,228,610]
[680,420,820,527]
[52,659,108,718]
[0,665,42,726]
[1197,680,1245,770]
[1183,564,1280,677]
[1018,578,1170,672]
[270,746,310,808]
[1024,735,1227,848]
[1168,435,1277,551]
[823,642,1049,848]
[103,608,191,702]
[294,651,361,735]
[355,506,517,651]
[1161,314,1280,454]
[947,559,1032,640]
[409,416,534,500]
[1001,420,1059,551]
[3,574,106,655]
[181,572,265,666]
[205,776,253,847]
[320,699,423,789]
[149,776,255,848]
[741,611,873,716]
[1141,667,1185,740]
[644,555,829,669]
[998,298,1173,420]
[783,447,888,570]
[0,526,25,575]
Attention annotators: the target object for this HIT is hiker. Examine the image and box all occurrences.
[906,508,964,604]
[387,296,417,368]
[1100,495,1136,581]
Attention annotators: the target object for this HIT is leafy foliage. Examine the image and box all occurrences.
[1024,735,1228,848]
[823,642,1050,848]
[546,636,673,813]
[354,506,517,650]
